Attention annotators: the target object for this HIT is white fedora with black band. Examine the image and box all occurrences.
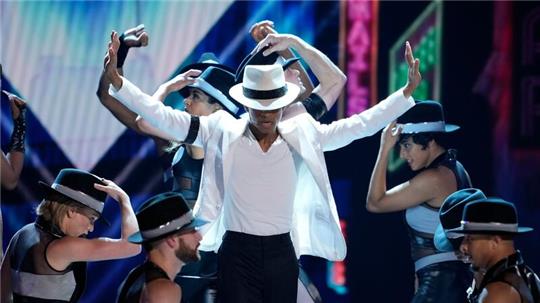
[229,64,300,111]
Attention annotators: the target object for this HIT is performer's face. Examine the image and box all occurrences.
[64,207,98,237]
[247,107,283,136]
[284,68,305,95]
[398,137,431,171]
[459,234,495,270]
[175,229,202,264]
[184,88,219,116]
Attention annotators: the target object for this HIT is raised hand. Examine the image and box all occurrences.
[94,178,129,204]
[163,69,201,93]
[380,121,401,153]
[120,24,149,48]
[103,31,123,89]
[117,24,149,68]
[249,20,276,43]
[403,41,421,98]
[257,33,299,57]
[2,90,26,120]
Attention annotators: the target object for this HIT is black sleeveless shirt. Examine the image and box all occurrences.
[116,261,170,303]
[161,146,203,207]
[7,216,86,303]
[468,251,540,303]
[407,150,472,262]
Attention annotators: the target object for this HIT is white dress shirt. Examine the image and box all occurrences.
[109,78,415,260]
[225,128,297,235]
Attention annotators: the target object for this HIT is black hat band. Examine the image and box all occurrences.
[51,183,104,214]
[243,85,287,100]
[140,210,194,239]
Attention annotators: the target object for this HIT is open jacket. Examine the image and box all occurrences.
[110,77,414,261]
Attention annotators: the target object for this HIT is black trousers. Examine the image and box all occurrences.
[217,231,299,303]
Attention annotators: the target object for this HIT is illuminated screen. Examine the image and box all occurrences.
[387,1,443,172]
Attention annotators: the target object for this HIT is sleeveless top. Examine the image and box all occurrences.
[116,261,170,303]
[161,146,203,207]
[468,251,540,303]
[405,150,472,271]
[7,216,86,302]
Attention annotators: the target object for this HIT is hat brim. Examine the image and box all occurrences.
[229,82,300,111]
[180,80,239,117]
[180,62,233,74]
[179,62,233,97]
[128,217,208,244]
[447,226,533,235]
[399,124,460,134]
[433,224,463,252]
[38,181,110,226]
[444,124,460,132]
[281,57,301,70]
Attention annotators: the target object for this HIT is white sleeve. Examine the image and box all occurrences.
[109,77,205,147]
[318,88,415,151]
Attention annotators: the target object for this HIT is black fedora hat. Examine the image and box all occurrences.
[448,198,533,235]
[397,100,459,134]
[179,66,241,117]
[128,192,208,244]
[235,45,300,84]
[434,188,487,251]
[39,168,107,215]
[179,52,234,74]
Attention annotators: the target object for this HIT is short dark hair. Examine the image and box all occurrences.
[206,94,220,107]
[188,88,221,108]
[399,132,449,149]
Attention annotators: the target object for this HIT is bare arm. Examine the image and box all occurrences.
[1,91,26,190]
[480,282,521,303]
[97,67,141,132]
[365,122,456,213]
[142,279,182,303]
[258,33,346,108]
[0,242,13,303]
[1,152,23,190]
[47,179,140,269]
[96,25,148,133]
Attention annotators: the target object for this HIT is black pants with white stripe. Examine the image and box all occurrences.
[217,231,299,303]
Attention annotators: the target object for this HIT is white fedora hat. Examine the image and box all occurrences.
[229,64,300,111]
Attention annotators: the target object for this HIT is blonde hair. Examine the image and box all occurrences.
[36,198,98,227]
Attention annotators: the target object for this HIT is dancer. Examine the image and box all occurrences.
[366,101,473,302]
[1,168,140,302]
[1,91,27,259]
[117,192,207,303]
[105,27,420,301]
[97,25,239,303]
[451,197,540,303]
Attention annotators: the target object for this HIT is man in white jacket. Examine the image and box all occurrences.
[104,30,421,302]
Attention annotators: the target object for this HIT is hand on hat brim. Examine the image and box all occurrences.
[93,179,129,205]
